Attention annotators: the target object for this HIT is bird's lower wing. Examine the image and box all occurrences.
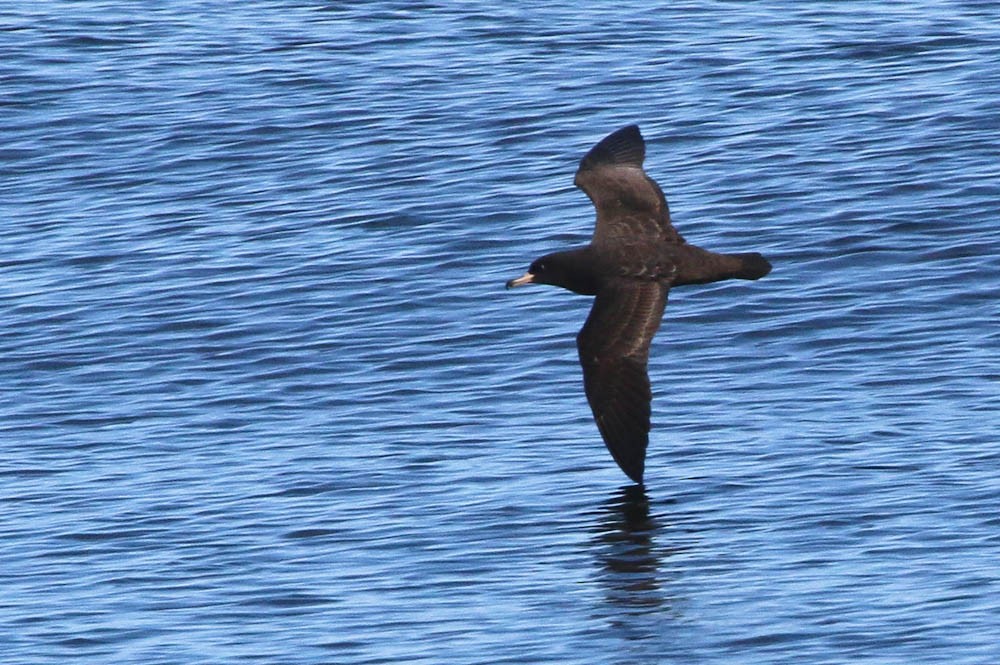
[576,280,668,483]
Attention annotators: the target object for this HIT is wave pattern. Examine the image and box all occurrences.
[2,2,998,663]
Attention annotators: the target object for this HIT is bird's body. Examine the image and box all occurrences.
[507,125,771,484]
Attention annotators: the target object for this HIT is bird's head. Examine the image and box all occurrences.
[506,250,597,295]
[506,252,567,289]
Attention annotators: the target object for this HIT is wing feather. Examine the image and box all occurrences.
[576,279,669,483]
[573,125,684,247]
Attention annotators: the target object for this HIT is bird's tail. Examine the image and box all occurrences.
[673,248,773,286]
[732,252,772,280]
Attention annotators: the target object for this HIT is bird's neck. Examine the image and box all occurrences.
[553,247,602,296]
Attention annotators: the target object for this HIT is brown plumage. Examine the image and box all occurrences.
[507,125,771,484]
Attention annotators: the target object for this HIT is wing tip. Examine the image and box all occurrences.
[578,124,645,173]
[593,413,649,485]
[612,439,646,484]
[622,463,645,485]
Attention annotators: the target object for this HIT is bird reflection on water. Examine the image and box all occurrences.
[590,484,678,617]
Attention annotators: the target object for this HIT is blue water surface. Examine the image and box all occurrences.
[2,2,999,663]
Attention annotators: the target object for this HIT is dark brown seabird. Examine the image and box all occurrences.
[507,124,771,485]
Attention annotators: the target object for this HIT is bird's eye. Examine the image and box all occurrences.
[535,262,546,272]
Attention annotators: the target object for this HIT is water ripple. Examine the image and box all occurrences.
[2,1,999,663]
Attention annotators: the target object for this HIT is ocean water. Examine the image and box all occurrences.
[2,1,999,663]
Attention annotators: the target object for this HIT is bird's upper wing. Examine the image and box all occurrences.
[576,278,669,484]
[573,125,684,248]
